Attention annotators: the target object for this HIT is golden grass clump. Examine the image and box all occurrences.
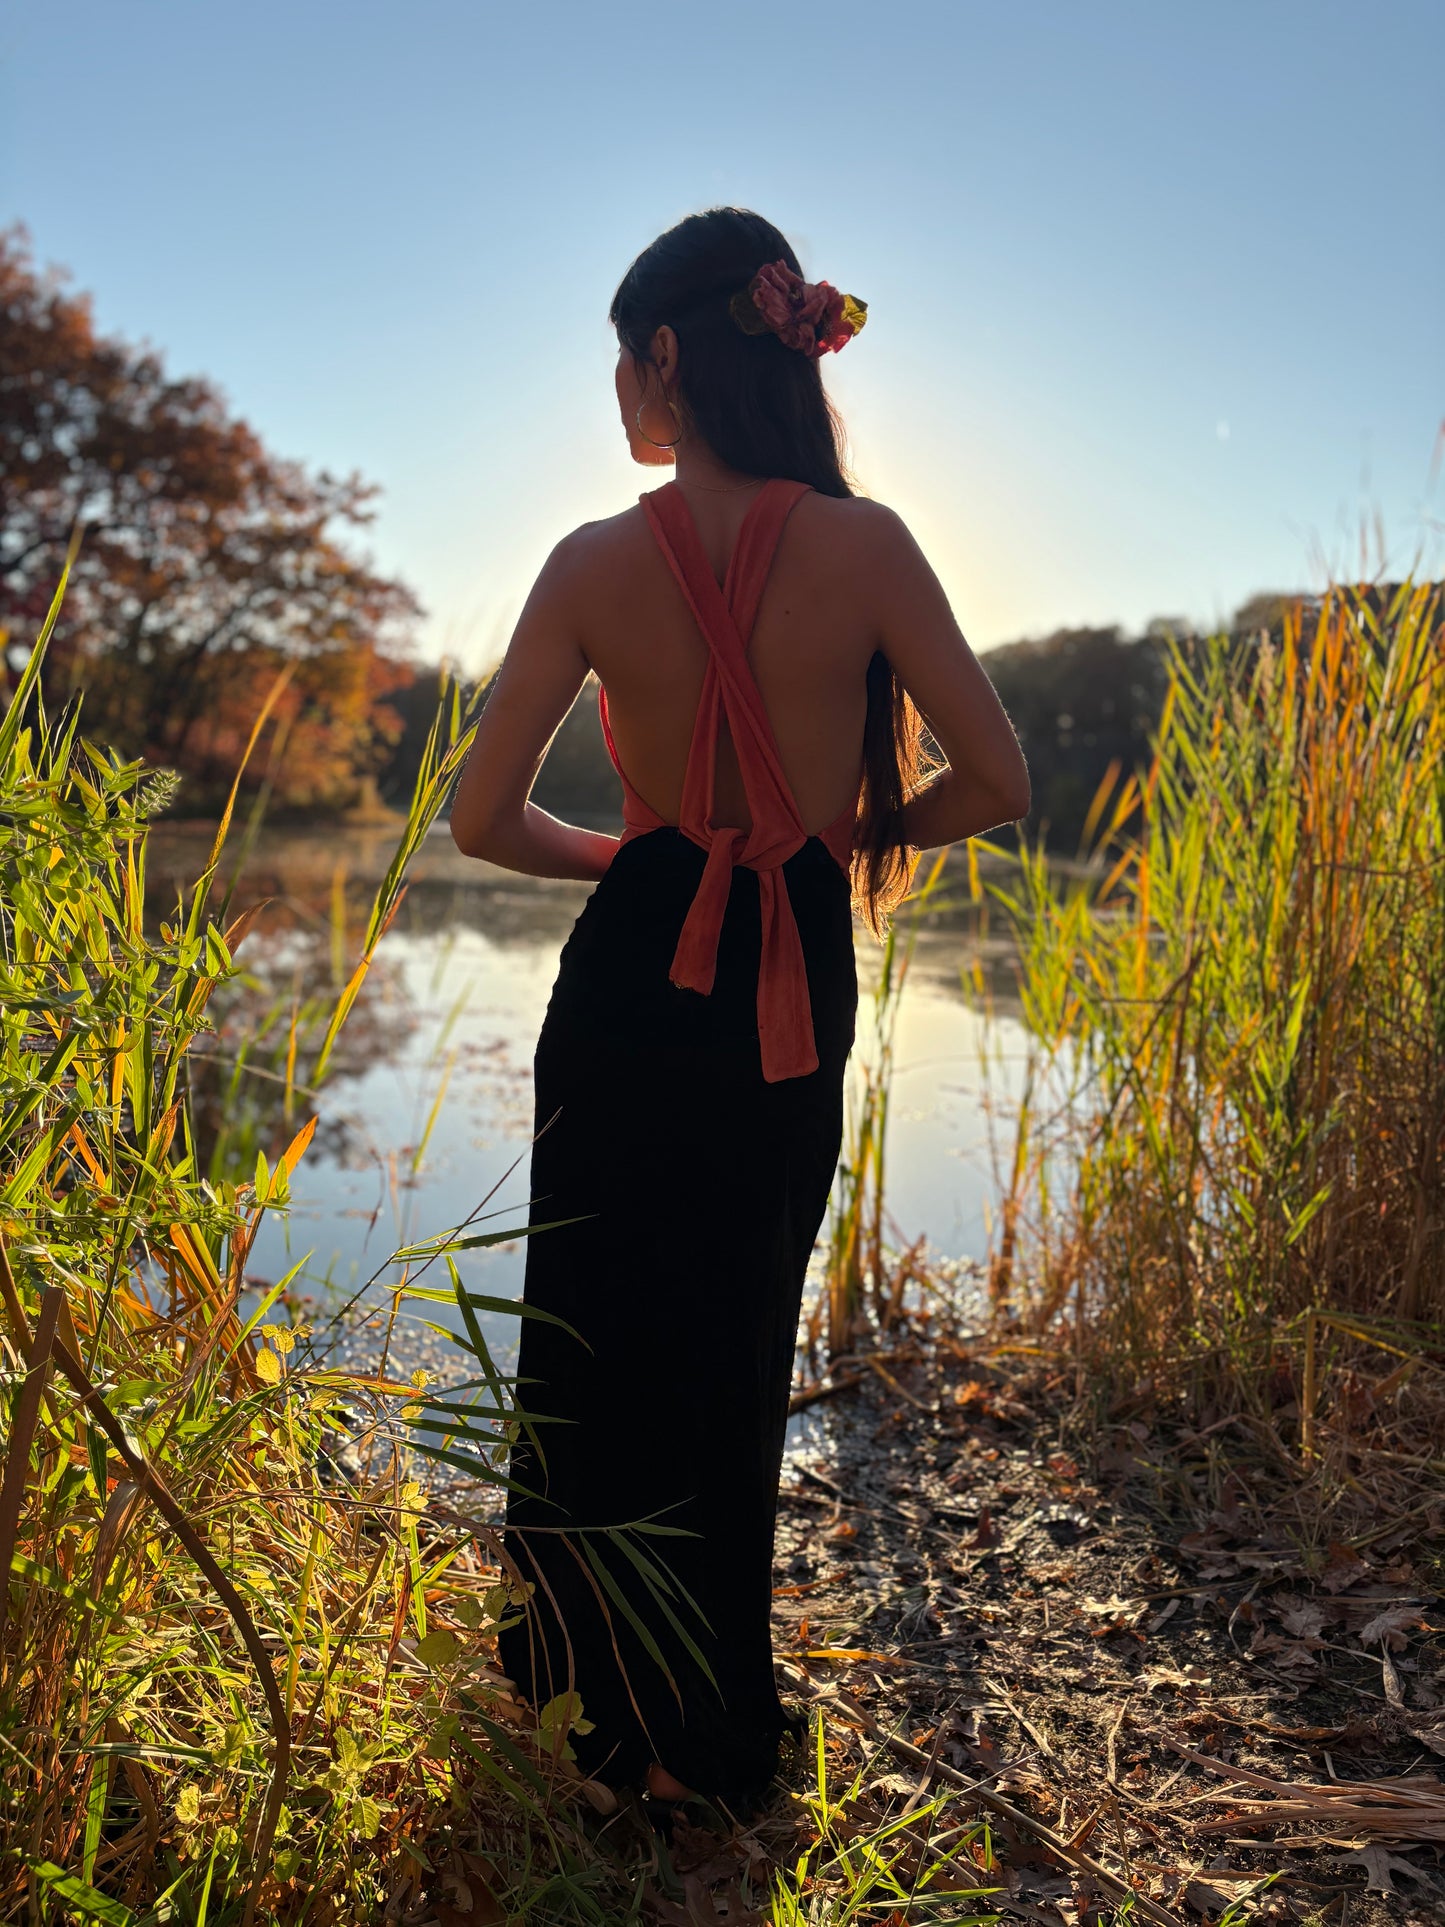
[982,580,1445,1499]
[0,571,580,1924]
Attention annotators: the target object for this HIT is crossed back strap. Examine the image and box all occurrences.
[621,477,826,1081]
[639,477,813,864]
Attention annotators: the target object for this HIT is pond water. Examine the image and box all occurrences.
[151,823,1036,1416]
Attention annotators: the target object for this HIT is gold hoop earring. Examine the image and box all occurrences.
[636,395,684,449]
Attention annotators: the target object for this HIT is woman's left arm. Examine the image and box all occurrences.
[449,530,620,881]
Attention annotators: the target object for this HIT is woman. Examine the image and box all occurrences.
[449,208,1030,1825]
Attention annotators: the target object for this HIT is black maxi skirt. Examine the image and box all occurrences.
[496,827,857,1811]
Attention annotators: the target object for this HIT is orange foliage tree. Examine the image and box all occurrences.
[0,225,421,810]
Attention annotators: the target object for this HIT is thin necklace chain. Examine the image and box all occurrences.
[678,472,768,494]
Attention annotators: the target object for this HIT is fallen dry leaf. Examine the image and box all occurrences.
[1358,1603,1428,1651]
[1138,1664,1211,1693]
[1335,1845,1441,1895]
[1320,1543,1371,1592]
[1247,1627,1321,1678]
[1408,1711,1445,1759]
[1082,1593,1141,1631]
[1275,1597,1326,1639]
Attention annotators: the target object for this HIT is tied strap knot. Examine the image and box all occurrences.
[668,828,742,998]
[669,830,820,1084]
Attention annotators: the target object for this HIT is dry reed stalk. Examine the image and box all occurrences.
[973,582,1445,1518]
[1159,1737,1445,1844]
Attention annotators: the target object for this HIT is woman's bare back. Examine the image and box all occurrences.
[571,488,883,837]
[449,483,1029,882]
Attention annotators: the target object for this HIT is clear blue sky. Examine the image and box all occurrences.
[3,1,1441,670]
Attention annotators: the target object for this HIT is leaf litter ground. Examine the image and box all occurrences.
[344,1273,1445,1926]
[734,1275,1445,1927]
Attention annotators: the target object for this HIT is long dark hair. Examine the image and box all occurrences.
[609,206,928,934]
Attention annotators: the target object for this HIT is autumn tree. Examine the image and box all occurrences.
[0,225,421,810]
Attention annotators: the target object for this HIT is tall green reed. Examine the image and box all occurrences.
[0,598,553,1923]
[770,1707,998,1925]
[978,581,1445,1478]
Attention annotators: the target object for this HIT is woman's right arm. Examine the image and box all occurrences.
[861,504,1031,847]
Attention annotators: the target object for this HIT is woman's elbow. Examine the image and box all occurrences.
[996,771,1031,822]
[449,804,499,861]
[985,741,1032,824]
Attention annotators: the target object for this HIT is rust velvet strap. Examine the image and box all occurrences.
[640,479,818,1081]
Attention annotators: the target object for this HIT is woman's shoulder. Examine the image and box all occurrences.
[540,488,916,590]
[541,502,650,574]
[790,492,925,587]
[793,489,908,544]
[522,505,646,610]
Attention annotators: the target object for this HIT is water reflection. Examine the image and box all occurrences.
[149,822,1033,1376]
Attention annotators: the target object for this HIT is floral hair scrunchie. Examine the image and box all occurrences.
[728,259,868,358]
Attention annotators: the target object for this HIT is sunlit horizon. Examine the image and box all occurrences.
[3,0,1441,676]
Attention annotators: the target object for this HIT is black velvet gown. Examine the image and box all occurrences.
[496,478,859,1813]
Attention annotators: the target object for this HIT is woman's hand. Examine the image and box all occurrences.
[449,528,621,881]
